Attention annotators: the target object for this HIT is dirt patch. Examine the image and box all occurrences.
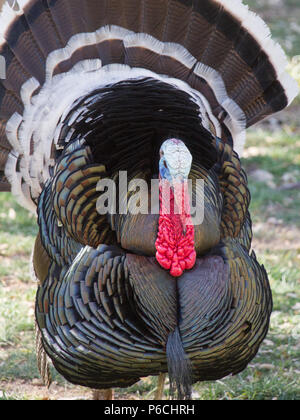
[252,222,300,251]
[0,379,140,400]
[1,379,89,400]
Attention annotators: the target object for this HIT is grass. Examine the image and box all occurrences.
[246,0,300,58]
[242,128,300,225]
[0,193,39,390]
[0,0,300,401]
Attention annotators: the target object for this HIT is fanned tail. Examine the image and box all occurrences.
[0,0,298,203]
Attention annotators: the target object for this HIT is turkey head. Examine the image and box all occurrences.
[155,138,196,277]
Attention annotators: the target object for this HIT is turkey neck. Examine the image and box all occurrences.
[155,180,196,277]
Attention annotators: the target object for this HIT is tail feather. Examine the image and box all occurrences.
[183,4,219,59]
[140,0,168,39]
[162,1,193,44]
[4,13,46,84]
[25,0,64,57]
[45,0,92,44]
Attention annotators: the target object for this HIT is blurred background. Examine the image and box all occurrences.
[0,0,299,400]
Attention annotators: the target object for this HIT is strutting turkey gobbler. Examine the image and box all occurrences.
[0,0,298,400]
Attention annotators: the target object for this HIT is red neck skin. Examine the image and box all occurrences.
[155,180,196,277]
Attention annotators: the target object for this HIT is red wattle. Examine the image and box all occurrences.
[155,181,196,277]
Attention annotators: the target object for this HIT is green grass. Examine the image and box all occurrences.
[246,0,300,58]
[0,193,41,390]
[241,128,300,225]
[0,193,37,285]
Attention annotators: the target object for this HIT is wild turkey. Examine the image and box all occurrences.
[0,0,298,400]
